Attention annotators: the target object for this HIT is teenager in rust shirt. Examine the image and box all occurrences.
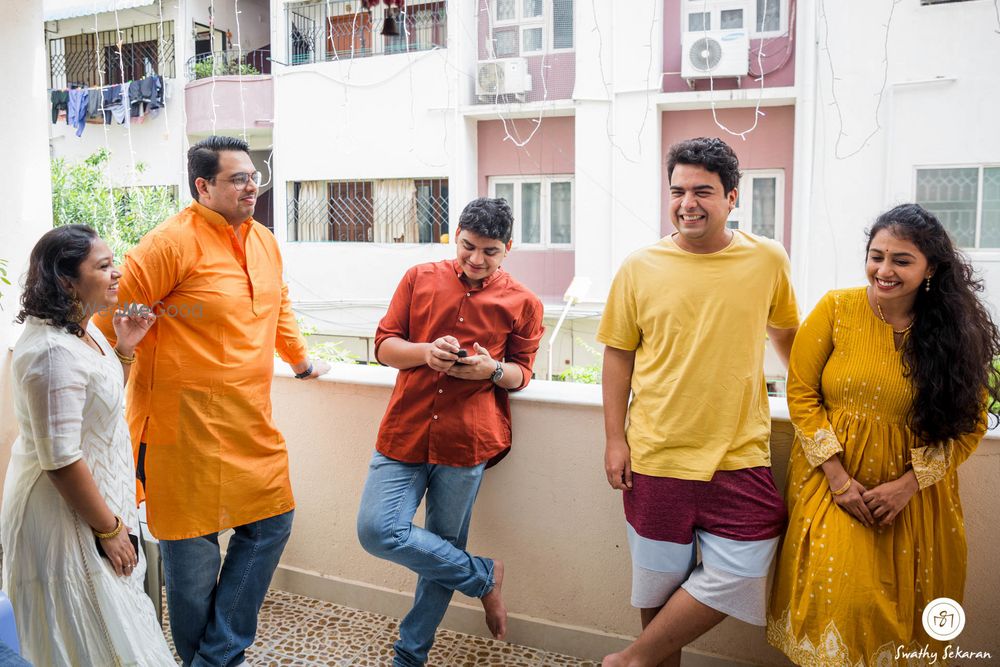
[357,198,544,667]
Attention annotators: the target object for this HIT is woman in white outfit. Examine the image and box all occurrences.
[1,224,175,666]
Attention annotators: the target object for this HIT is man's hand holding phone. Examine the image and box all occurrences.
[446,342,495,381]
[425,336,465,371]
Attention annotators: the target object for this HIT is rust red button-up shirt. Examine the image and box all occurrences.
[374,260,544,466]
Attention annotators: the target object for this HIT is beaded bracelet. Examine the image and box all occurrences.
[831,478,852,496]
[93,515,124,540]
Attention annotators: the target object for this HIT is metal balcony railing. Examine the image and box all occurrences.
[186,47,272,81]
[287,179,449,243]
[286,0,446,65]
[48,21,175,89]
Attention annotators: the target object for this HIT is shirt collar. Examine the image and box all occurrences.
[189,200,253,231]
[450,259,505,289]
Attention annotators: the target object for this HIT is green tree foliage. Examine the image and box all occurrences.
[0,258,10,310]
[50,149,180,262]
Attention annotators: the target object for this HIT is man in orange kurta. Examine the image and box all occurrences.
[96,136,329,667]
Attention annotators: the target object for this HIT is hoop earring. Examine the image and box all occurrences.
[925,276,932,292]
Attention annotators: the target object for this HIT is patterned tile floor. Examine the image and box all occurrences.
[160,588,601,666]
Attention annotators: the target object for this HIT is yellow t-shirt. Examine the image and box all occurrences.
[597,231,799,480]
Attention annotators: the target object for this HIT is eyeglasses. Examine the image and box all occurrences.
[211,171,262,190]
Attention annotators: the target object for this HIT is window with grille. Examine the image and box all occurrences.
[48,21,175,89]
[489,0,573,57]
[726,170,784,243]
[915,166,1000,249]
[489,175,573,247]
[287,179,449,243]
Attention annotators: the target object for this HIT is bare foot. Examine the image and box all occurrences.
[481,559,507,640]
[601,652,633,667]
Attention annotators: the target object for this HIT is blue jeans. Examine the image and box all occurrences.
[160,510,294,667]
[357,452,494,667]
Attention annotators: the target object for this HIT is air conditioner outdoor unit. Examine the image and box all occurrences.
[681,30,749,81]
[476,58,531,102]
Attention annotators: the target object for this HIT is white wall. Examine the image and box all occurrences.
[2,0,57,465]
[46,3,187,190]
[271,4,472,306]
[794,0,1000,313]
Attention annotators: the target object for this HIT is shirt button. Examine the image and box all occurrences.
[466,292,471,297]
[438,389,443,394]
[433,415,439,420]
[459,317,464,322]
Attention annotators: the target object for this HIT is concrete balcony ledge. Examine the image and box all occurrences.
[269,362,1000,664]
[184,75,274,138]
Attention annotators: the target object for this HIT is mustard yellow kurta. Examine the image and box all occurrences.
[767,288,982,666]
[96,202,308,540]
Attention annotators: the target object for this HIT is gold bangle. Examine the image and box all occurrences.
[114,347,136,365]
[831,478,852,496]
[93,515,123,539]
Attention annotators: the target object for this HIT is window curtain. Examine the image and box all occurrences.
[295,180,329,241]
[374,179,417,243]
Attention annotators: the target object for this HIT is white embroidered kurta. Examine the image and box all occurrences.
[1,317,174,666]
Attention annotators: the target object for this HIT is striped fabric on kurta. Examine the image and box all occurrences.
[96,201,308,540]
[767,287,982,666]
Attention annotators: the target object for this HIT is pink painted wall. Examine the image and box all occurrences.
[660,106,795,251]
[501,250,576,302]
[478,117,575,301]
[476,11,575,103]
[184,76,273,135]
[662,0,796,93]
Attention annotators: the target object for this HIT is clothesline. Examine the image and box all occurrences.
[49,75,169,137]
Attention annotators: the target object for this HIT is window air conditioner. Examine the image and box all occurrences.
[681,30,750,81]
[476,58,532,102]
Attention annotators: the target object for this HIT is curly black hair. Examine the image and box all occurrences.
[16,224,99,338]
[867,203,1000,444]
[666,137,742,194]
[457,197,514,243]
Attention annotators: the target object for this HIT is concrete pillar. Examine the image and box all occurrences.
[1,0,53,454]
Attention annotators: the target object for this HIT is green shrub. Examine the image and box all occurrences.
[194,57,261,80]
[554,338,603,384]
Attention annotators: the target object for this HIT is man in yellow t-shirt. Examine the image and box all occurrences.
[598,137,799,667]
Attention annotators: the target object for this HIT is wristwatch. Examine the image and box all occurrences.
[489,360,504,384]
[294,362,314,379]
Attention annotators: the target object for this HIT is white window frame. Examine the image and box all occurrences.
[491,0,573,56]
[489,174,575,249]
[727,169,784,243]
[681,0,788,38]
[914,164,1000,251]
[750,0,788,38]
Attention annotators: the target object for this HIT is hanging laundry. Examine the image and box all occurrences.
[102,84,120,125]
[102,84,132,127]
[128,79,143,118]
[86,88,102,120]
[50,90,69,124]
[67,88,89,137]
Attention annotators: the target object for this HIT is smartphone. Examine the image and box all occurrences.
[95,532,140,561]
[456,349,469,358]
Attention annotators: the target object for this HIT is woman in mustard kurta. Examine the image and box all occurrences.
[767,204,1000,665]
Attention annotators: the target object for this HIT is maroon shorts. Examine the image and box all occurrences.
[624,467,787,544]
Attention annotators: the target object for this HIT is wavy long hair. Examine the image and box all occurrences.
[867,204,1000,444]
[16,224,99,338]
